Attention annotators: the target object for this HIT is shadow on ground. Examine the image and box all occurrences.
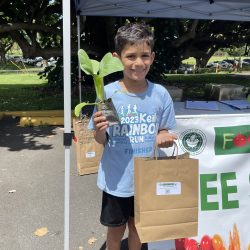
[0,116,58,151]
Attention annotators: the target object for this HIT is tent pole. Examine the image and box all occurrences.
[77,15,82,104]
[62,0,71,250]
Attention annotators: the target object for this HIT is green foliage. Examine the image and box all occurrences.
[165,73,250,86]
[99,53,124,77]
[75,49,124,117]
[2,1,250,80]
[224,46,247,57]
[0,73,88,111]
[78,50,99,75]
[38,57,82,91]
[147,19,184,82]
[38,58,64,90]
[0,61,25,70]
[0,0,62,59]
[78,49,123,100]
[0,72,249,111]
[74,101,97,118]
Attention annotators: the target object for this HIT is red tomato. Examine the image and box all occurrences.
[175,238,185,250]
[184,238,189,249]
[185,239,198,250]
[233,134,247,147]
[200,235,213,250]
[212,234,224,250]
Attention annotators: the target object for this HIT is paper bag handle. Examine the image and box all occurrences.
[154,141,179,160]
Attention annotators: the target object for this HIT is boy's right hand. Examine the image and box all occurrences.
[93,111,109,144]
[93,111,109,131]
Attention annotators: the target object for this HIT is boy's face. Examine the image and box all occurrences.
[115,41,155,84]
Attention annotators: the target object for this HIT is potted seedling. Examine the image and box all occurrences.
[74,49,124,125]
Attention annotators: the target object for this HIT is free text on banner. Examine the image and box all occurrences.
[148,115,250,250]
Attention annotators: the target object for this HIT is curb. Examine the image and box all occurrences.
[4,110,65,117]
[0,110,76,126]
[19,116,66,126]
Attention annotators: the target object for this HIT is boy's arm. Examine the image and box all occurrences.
[156,129,177,148]
[92,111,109,144]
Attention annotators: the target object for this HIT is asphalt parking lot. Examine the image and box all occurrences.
[0,116,149,250]
[0,116,106,250]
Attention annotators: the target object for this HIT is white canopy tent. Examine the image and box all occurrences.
[62,1,250,249]
[74,0,250,21]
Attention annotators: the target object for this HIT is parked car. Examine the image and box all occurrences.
[177,64,194,73]
[242,59,250,66]
[222,59,234,65]
[36,57,57,67]
[206,60,232,69]
[6,55,23,63]
[47,57,57,66]
[220,60,233,69]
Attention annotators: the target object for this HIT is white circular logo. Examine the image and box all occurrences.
[179,129,207,155]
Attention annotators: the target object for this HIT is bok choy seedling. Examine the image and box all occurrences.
[74,49,124,117]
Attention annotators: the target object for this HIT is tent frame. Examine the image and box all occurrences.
[62,1,250,249]
[62,1,71,250]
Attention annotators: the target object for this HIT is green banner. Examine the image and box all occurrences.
[214,125,250,155]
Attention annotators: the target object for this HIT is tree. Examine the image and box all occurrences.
[0,1,121,60]
[149,18,250,75]
[0,0,64,59]
[1,0,250,86]
[182,20,250,67]
[0,37,14,63]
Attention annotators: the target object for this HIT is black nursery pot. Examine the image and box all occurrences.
[96,98,120,125]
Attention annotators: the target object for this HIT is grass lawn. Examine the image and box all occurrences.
[0,73,45,85]
[0,73,81,111]
[0,72,249,111]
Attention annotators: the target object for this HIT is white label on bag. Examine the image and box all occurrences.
[156,182,181,195]
[85,151,96,158]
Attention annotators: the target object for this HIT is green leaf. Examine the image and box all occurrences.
[74,102,95,117]
[91,59,100,75]
[93,75,104,100]
[78,49,93,75]
[247,94,250,102]
[99,52,124,77]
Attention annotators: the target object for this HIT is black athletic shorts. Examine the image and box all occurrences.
[100,191,134,227]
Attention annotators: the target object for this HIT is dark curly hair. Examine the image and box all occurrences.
[114,22,155,55]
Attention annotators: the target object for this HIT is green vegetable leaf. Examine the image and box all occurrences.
[74,102,96,117]
[78,49,93,75]
[99,52,124,77]
[91,59,100,75]
[76,50,123,109]
[247,94,250,102]
[94,75,104,100]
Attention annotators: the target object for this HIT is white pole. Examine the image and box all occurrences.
[62,0,71,250]
[77,15,82,104]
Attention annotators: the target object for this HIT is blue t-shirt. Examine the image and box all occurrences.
[89,80,176,197]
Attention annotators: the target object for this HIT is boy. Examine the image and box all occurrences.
[90,22,177,250]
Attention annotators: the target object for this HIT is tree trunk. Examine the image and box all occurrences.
[0,51,6,63]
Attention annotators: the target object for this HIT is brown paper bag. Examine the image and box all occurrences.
[73,118,103,175]
[134,148,199,243]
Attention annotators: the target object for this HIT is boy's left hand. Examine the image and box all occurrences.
[156,130,177,148]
